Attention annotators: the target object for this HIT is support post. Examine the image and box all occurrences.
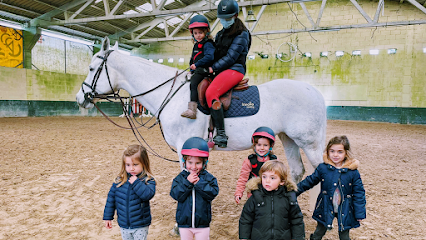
[22,27,41,69]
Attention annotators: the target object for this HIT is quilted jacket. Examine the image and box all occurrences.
[103,174,156,229]
[170,169,219,228]
[211,28,250,75]
[297,154,366,231]
[239,177,305,240]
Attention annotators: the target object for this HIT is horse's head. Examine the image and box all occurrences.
[76,37,120,109]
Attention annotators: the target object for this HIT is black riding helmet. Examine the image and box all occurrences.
[217,0,239,19]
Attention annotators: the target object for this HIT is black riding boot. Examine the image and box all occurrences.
[210,101,228,148]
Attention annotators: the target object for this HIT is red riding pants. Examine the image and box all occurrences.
[205,69,244,108]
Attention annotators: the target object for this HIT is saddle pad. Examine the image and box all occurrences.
[198,86,260,118]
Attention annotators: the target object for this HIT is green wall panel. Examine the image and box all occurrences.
[0,100,123,117]
[327,106,426,125]
[1,100,425,124]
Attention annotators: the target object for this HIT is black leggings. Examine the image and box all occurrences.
[310,222,350,240]
[189,73,205,102]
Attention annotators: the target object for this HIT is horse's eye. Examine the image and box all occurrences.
[89,67,94,71]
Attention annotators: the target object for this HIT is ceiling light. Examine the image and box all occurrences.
[352,50,361,56]
[336,51,344,57]
[302,52,312,58]
[245,10,257,22]
[388,48,397,54]
[369,49,379,55]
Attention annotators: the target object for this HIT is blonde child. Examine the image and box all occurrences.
[239,160,305,240]
[170,137,219,240]
[103,145,156,240]
[297,135,366,240]
[180,15,215,119]
[235,126,277,204]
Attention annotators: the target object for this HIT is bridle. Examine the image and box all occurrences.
[80,49,189,163]
[81,50,116,106]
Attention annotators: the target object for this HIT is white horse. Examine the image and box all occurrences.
[76,38,327,182]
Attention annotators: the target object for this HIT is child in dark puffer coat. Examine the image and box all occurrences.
[170,137,219,240]
[239,160,305,240]
[103,145,156,240]
[297,135,366,240]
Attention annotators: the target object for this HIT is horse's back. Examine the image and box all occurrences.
[259,79,324,104]
[256,79,326,137]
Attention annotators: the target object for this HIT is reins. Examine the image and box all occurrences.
[81,49,190,163]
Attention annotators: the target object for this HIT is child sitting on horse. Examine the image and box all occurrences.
[103,145,156,240]
[181,15,215,119]
[239,160,305,240]
[170,137,219,240]
[234,127,278,204]
[296,135,366,240]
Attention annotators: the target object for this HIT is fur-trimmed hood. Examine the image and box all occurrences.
[323,153,359,170]
[245,176,297,193]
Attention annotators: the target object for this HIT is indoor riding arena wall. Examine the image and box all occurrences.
[0,34,121,117]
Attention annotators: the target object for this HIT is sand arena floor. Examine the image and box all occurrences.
[1,117,425,239]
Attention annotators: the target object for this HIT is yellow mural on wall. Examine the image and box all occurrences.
[0,26,23,68]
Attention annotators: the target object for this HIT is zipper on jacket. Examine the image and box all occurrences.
[127,184,131,228]
[271,195,274,237]
[192,188,195,228]
[338,178,345,230]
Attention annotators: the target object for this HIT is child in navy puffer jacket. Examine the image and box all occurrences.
[170,137,219,240]
[297,136,366,240]
[103,145,156,240]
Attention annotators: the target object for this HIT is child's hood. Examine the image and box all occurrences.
[245,176,297,193]
[323,153,360,170]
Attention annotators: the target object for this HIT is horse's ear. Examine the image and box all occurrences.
[101,37,110,54]
[112,41,119,51]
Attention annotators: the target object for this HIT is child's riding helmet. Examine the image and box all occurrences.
[181,137,209,168]
[252,126,276,147]
[181,137,209,157]
[189,15,210,30]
